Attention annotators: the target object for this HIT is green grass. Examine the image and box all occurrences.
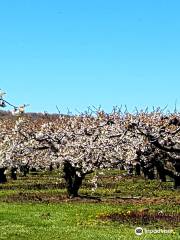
[0,170,179,239]
[0,202,179,240]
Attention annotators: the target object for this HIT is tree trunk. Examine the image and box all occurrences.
[135,162,141,176]
[11,167,17,180]
[154,160,166,182]
[164,168,180,189]
[173,161,180,188]
[71,175,83,197]
[127,164,133,175]
[63,161,84,198]
[0,168,7,183]
[174,175,180,189]
[142,163,155,180]
[140,160,148,178]
[49,162,53,172]
[147,168,155,180]
[20,164,29,177]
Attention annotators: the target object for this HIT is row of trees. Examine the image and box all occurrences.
[0,91,180,197]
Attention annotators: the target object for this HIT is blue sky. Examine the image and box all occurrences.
[0,0,180,114]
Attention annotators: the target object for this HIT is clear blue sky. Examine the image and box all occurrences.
[0,0,180,114]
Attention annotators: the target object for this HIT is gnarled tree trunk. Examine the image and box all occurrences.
[11,167,18,180]
[154,160,166,182]
[63,161,84,198]
[0,168,7,183]
[20,164,29,177]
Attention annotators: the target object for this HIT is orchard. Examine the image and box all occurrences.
[0,90,180,198]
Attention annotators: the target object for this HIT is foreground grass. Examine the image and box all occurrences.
[0,171,179,239]
[0,202,179,240]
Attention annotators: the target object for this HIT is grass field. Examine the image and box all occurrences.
[0,171,179,240]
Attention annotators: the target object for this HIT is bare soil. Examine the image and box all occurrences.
[1,192,180,205]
